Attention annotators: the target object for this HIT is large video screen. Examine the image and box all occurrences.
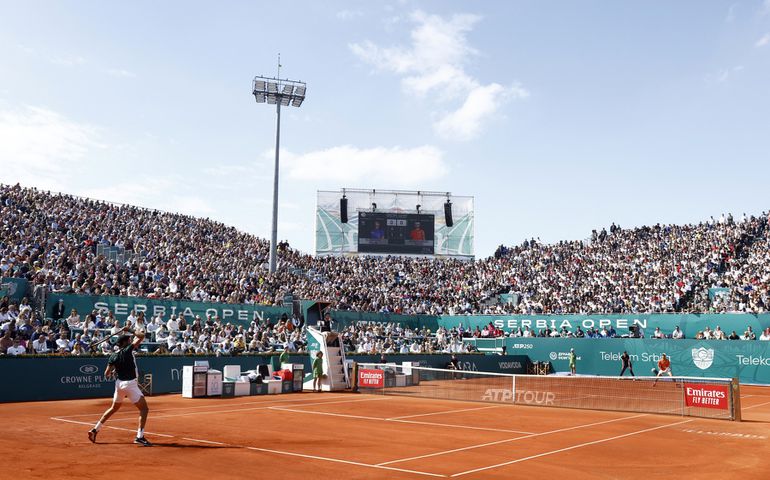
[358,212,435,255]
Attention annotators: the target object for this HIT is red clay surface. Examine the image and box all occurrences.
[3,386,770,479]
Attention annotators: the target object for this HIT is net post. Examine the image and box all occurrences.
[351,361,359,393]
[731,377,742,422]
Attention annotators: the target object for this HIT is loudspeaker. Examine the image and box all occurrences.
[340,197,348,223]
[444,201,453,227]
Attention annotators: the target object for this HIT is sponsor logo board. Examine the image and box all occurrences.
[60,364,111,390]
[683,383,729,410]
[79,364,99,374]
[358,369,384,388]
[481,388,556,405]
[691,347,714,370]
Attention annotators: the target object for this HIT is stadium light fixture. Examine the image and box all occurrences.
[252,73,307,274]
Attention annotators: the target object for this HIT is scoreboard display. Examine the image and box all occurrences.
[357,212,435,255]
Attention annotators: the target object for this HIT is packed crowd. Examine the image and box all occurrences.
[1,183,769,318]
[0,298,483,356]
[3,297,770,357]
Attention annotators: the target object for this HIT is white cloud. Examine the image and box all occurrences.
[350,10,527,141]
[434,83,528,140]
[0,105,103,189]
[714,65,744,83]
[50,55,86,67]
[81,176,215,217]
[336,9,363,21]
[267,145,447,185]
[105,68,137,78]
[16,43,35,55]
[756,33,770,47]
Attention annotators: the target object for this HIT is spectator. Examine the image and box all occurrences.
[55,333,70,353]
[0,330,13,354]
[745,326,757,340]
[713,326,726,340]
[32,334,50,354]
[671,326,684,339]
[65,309,81,329]
[167,314,179,333]
[7,338,26,356]
[52,299,66,323]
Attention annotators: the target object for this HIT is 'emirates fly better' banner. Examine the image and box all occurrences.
[683,383,729,410]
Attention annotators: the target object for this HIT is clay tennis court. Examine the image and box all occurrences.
[3,385,769,479]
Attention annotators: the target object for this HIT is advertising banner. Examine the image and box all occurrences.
[440,313,770,341]
[358,369,385,388]
[0,353,520,403]
[46,293,291,327]
[497,337,770,385]
[683,383,729,410]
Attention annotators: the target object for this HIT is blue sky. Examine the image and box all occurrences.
[1,1,769,257]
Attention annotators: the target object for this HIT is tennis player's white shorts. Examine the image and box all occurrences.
[114,379,144,404]
[658,367,672,375]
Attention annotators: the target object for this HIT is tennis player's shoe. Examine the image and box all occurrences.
[134,436,152,447]
[88,429,98,443]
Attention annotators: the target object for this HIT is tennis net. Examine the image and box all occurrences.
[355,363,741,421]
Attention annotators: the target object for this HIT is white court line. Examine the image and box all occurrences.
[270,406,385,421]
[391,419,534,435]
[55,394,353,419]
[182,437,227,445]
[101,396,387,422]
[240,445,445,478]
[50,417,174,438]
[266,397,389,409]
[377,413,649,466]
[272,406,534,435]
[387,405,499,420]
[743,400,770,410]
[450,419,693,477]
[51,413,444,477]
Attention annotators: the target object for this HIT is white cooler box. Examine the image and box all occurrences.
[264,379,282,394]
[234,380,250,396]
[206,370,222,396]
[182,365,208,398]
[223,365,241,382]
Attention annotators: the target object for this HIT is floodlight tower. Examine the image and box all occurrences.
[252,74,306,274]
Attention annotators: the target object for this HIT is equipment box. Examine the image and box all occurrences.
[282,381,293,393]
[182,366,208,398]
[250,383,268,395]
[234,381,250,396]
[206,370,222,396]
[265,379,282,394]
[221,382,235,398]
